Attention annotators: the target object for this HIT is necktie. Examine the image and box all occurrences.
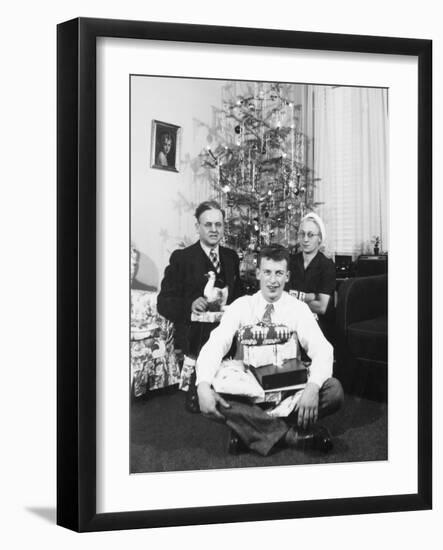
[209,248,220,273]
[262,303,274,324]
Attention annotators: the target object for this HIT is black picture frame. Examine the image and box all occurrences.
[57,17,432,532]
[150,119,180,172]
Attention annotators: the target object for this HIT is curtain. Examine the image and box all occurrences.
[311,86,389,259]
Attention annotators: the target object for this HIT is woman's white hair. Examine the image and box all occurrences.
[300,212,326,242]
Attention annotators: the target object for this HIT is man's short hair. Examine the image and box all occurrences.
[194,200,225,221]
[258,244,290,269]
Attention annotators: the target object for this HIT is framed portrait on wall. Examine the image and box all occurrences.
[150,119,180,172]
[57,17,432,533]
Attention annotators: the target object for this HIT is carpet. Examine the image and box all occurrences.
[130,388,387,473]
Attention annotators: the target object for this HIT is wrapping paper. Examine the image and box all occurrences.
[190,311,224,323]
[242,339,300,368]
[238,323,293,346]
[212,360,265,400]
[209,359,307,417]
[266,391,303,418]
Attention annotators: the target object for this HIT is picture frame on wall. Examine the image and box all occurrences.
[150,119,180,172]
[57,17,432,532]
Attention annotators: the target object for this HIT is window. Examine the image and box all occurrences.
[312,86,388,258]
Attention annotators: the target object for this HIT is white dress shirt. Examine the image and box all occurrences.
[196,290,333,389]
[200,241,220,261]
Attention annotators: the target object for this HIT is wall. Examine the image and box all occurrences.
[131,76,224,287]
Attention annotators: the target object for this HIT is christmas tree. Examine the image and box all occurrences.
[199,81,322,289]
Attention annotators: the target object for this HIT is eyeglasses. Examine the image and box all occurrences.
[297,231,320,240]
[202,222,223,229]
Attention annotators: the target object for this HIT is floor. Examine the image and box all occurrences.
[130,388,387,473]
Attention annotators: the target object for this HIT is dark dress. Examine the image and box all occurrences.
[157,241,243,357]
[289,251,336,344]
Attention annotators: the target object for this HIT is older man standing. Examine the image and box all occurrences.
[196,244,343,455]
[157,200,243,412]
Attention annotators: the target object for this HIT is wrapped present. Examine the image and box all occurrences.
[191,311,224,323]
[238,322,293,346]
[250,358,308,390]
[242,339,299,368]
[212,360,265,400]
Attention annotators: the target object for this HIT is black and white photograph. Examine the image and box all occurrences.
[150,119,180,171]
[1,0,439,544]
[130,75,389,473]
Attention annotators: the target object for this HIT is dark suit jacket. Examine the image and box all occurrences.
[157,241,243,354]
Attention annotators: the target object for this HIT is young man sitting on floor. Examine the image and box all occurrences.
[195,244,344,456]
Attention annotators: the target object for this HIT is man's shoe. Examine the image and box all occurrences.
[285,425,333,453]
[228,431,249,455]
[185,385,200,413]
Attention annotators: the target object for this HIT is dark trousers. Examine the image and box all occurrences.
[221,377,344,456]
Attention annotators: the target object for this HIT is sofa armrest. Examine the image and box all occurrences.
[131,289,174,340]
[336,274,387,338]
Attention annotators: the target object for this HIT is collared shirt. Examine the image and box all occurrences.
[200,241,220,261]
[196,290,333,389]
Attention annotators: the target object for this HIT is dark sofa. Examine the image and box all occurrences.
[335,274,388,400]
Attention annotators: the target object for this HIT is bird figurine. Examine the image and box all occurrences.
[203,271,228,311]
